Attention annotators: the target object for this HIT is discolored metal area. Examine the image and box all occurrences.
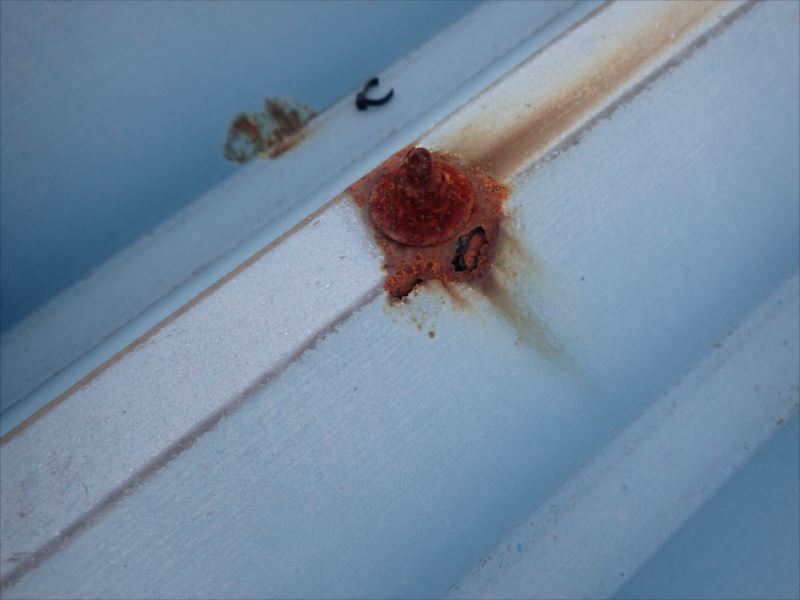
[223,97,316,163]
[2,2,798,599]
[369,148,474,247]
[349,146,507,299]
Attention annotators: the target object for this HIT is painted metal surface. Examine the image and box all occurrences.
[0,0,480,333]
[447,276,799,598]
[0,0,590,423]
[1,1,798,598]
[614,411,800,600]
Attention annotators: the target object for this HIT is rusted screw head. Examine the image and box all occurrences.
[404,147,432,184]
[369,147,474,246]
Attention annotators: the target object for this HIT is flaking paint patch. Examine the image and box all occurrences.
[494,221,546,284]
[224,97,316,163]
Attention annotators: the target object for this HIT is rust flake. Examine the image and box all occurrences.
[224,97,316,163]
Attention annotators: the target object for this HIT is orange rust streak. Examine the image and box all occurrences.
[442,1,726,179]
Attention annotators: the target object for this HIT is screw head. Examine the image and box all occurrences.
[369,148,474,246]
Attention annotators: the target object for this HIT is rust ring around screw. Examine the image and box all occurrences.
[369,148,474,246]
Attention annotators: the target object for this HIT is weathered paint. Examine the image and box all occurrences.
[223,97,316,163]
[4,2,792,596]
[428,1,738,179]
[349,146,507,299]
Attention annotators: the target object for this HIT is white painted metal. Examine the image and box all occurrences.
[447,275,799,599]
[0,0,594,426]
[1,1,798,598]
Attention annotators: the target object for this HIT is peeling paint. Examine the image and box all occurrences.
[223,97,316,163]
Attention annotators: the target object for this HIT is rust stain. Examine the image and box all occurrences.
[479,270,565,361]
[438,1,728,179]
[224,97,316,163]
[2,0,751,446]
[348,146,509,300]
[377,0,743,358]
[349,144,564,359]
[483,219,568,360]
[494,221,544,282]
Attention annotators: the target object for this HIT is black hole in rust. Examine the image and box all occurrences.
[452,226,488,272]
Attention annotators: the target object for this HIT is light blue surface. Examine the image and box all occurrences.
[1,2,798,598]
[0,0,477,332]
[4,2,797,597]
[615,413,800,600]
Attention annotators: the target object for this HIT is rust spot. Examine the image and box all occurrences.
[349,146,508,299]
[436,1,731,180]
[224,97,315,163]
[370,148,474,246]
[453,226,488,272]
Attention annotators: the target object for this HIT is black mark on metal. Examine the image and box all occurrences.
[356,77,394,111]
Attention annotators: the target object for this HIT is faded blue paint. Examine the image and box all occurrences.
[4,3,798,598]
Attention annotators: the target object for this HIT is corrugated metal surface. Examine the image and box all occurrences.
[0,0,591,426]
[1,1,798,598]
[0,0,480,333]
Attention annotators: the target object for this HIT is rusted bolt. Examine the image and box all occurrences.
[452,226,488,272]
[404,147,432,183]
[369,147,474,246]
